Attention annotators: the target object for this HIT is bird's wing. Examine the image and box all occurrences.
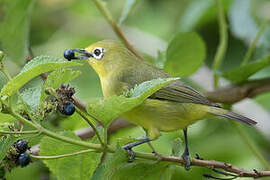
[150,81,220,107]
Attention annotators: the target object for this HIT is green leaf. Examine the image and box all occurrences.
[118,0,138,25]
[40,68,81,104]
[0,56,81,97]
[0,135,18,163]
[21,55,68,73]
[0,0,35,64]
[115,160,171,180]
[92,145,127,180]
[21,87,41,110]
[40,131,101,180]
[165,32,206,77]
[0,113,15,124]
[222,56,270,83]
[86,77,179,125]
[92,145,171,180]
[60,113,89,131]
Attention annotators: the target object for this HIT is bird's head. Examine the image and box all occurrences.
[64,40,136,78]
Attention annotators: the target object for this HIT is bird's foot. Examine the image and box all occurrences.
[122,146,135,162]
[122,139,150,162]
[181,152,191,171]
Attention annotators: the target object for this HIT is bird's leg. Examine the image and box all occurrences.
[122,138,150,162]
[181,128,191,170]
[142,128,158,155]
[147,142,157,154]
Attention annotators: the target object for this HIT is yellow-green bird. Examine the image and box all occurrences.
[64,40,257,170]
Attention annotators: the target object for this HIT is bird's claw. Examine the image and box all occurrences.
[123,147,135,162]
[121,138,151,162]
[182,153,191,171]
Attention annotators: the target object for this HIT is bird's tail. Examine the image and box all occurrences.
[209,107,257,126]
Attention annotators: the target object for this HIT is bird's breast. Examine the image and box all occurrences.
[100,77,129,98]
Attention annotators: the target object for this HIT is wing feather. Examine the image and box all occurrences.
[150,81,220,107]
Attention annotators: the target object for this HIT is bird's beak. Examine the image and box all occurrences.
[63,49,93,61]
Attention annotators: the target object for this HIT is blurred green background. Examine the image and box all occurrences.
[1,0,270,179]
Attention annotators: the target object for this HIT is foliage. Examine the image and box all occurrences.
[165,32,206,76]
[39,131,101,180]
[222,56,270,83]
[0,56,81,97]
[93,145,172,180]
[0,0,35,64]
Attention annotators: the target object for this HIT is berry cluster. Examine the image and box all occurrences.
[15,140,30,167]
[56,84,76,116]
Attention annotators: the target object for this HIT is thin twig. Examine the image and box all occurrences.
[158,154,270,178]
[92,0,144,61]
[30,149,96,160]
[212,0,228,88]
[204,173,238,180]
[75,107,104,145]
[241,20,268,66]
[212,168,238,177]
[0,130,39,135]
[72,96,87,111]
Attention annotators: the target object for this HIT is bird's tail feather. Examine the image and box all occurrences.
[209,107,257,126]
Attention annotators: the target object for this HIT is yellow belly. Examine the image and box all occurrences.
[123,99,211,140]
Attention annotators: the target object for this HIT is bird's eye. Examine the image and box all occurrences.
[92,47,105,60]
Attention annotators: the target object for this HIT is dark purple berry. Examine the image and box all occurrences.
[17,153,30,167]
[64,49,75,61]
[16,140,28,153]
[61,103,75,116]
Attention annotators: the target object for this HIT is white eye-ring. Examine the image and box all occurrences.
[92,47,105,60]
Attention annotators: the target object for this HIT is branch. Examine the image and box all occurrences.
[92,0,144,61]
[29,141,270,178]
[212,0,228,88]
[241,20,268,66]
[205,77,270,103]
[157,154,270,178]
[73,96,87,111]
[31,149,96,160]
[0,130,39,135]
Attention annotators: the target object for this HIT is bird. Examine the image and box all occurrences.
[63,39,257,170]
